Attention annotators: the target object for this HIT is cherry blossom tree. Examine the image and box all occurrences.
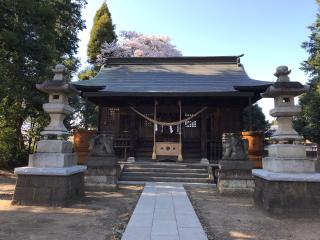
[97,31,182,64]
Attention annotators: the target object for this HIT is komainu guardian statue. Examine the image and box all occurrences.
[218,132,253,194]
[86,132,119,190]
[222,133,247,160]
[89,133,115,156]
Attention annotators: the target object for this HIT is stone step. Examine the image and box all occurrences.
[134,153,201,160]
[124,163,207,169]
[122,171,209,178]
[120,162,210,183]
[135,149,201,154]
[124,167,207,174]
[119,175,211,183]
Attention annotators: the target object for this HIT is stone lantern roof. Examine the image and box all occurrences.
[36,64,80,96]
[261,66,309,98]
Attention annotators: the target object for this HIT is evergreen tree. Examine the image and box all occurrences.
[0,0,86,168]
[242,104,270,132]
[294,2,320,161]
[75,1,116,129]
[87,1,116,63]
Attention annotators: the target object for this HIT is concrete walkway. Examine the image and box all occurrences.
[122,182,208,240]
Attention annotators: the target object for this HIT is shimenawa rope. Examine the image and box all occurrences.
[129,106,207,126]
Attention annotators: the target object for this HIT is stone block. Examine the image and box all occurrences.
[85,183,117,191]
[34,187,52,202]
[51,187,68,202]
[14,165,86,176]
[16,175,28,187]
[269,106,301,117]
[218,179,254,195]
[12,172,84,206]
[217,158,254,195]
[28,153,76,168]
[85,165,120,191]
[13,186,35,201]
[86,166,119,176]
[262,157,315,173]
[85,176,107,184]
[268,144,306,159]
[306,182,320,194]
[263,193,284,209]
[218,169,253,180]
[37,140,73,153]
[219,160,253,170]
[86,155,118,167]
[253,175,320,216]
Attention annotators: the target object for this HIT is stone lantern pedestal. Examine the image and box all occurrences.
[252,66,320,216]
[12,65,86,206]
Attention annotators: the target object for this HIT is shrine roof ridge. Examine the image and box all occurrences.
[103,55,244,65]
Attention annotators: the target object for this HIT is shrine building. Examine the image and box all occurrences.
[72,56,271,163]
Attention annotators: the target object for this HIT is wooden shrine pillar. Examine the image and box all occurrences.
[98,105,102,132]
[128,108,136,162]
[200,109,209,164]
[248,96,253,131]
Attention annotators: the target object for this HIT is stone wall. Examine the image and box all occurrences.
[13,172,84,206]
[254,176,320,216]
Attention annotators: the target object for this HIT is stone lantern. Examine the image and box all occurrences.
[13,65,86,206]
[261,66,312,172]
[252,66,320,216]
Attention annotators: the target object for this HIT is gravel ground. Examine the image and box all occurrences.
[0,170,142,240]
[2,170,320,240]
[185,185,320,240]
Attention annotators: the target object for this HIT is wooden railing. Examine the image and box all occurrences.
[113,137,130,160]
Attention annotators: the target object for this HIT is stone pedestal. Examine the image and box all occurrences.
[253,170,320,216]
[253,66,319,216]
[218,160,254,194]
[13,140,86,206]
[13,166,85,206]
[217,133,254,195]
[263,144,315,173]
[12,64,86,206]
[85,133,119,191]
[85,165,120,191]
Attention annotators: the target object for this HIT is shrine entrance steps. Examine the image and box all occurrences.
[119,162,212,184]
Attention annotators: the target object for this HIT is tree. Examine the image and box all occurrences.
[73,2,116,129]
[87,1,116,64]
[97,31,182,63]
[0,0,86,168]
[242,104,270,132]
[294,4,320,162]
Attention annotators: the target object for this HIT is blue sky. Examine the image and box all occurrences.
[77,0,318,121]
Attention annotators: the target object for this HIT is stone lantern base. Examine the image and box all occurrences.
[12,166,86,206]
[263,144,316,173]
[252,169,320,216]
